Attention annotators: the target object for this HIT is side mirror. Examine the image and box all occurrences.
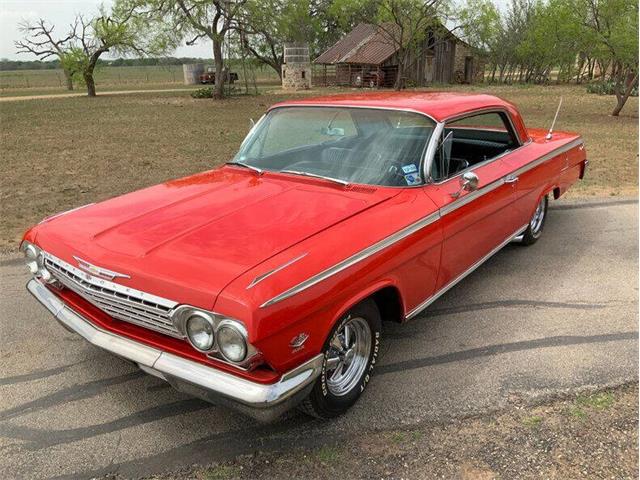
[451,171,479,198]
[249,118,255,129]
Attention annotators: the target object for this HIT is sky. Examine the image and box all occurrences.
[1,0,512,61]
[0,0,212,60]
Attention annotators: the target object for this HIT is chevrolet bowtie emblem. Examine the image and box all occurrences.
[73,256,130,281]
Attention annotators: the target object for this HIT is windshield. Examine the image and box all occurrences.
[233,107,436,187]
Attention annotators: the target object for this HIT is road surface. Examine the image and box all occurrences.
[0,198,637,479]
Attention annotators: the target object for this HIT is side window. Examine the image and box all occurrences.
[261,109,357,156]
[431,112,519,182]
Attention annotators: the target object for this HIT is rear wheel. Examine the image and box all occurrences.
[518,195,548,246]
[299,299,381,419]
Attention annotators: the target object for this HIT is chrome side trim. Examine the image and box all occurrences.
[260,138,583,309]
[247,253,308,289]
[27,279,324,414]
[260,211,441,308]
[406,223,528,319]
[440,177,506,217]
[511,138,584,178]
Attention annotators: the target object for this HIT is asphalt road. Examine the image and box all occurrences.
[1,198,637,480]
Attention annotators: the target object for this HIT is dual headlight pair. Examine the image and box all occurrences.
[170,307,257,367]
[20,241,55,283]
[22,241,257,368]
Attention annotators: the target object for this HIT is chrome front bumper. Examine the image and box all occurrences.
[27,279,323,421]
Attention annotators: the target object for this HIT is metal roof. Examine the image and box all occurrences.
[314,23,400,66]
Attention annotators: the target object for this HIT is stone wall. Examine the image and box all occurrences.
[282,63,312,90]
[452,43,484,84]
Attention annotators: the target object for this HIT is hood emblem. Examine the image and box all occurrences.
[290,332,309,352]
[73,256,130,281]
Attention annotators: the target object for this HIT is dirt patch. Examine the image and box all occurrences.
[0,85,637,253]
[139,384,638,480]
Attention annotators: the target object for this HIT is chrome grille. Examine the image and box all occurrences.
[43,252,182,338]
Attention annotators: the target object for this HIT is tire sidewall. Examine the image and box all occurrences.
[313,300,382,416]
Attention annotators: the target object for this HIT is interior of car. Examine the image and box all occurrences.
[431,112,520,182]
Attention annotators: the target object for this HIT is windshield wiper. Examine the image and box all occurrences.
[226,161,263,175]
[279,169,350,186]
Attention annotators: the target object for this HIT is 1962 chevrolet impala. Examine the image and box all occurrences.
[22,92,587,421]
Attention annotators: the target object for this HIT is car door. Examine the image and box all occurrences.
[424,111,523,291]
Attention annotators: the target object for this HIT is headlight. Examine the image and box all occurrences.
[171,306,256,367]
[22,242,41,275]
[217,320,248,363]
[185,312,216,352]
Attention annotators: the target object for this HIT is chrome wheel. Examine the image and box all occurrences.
[530,196,547,238]
[324,317,372,396]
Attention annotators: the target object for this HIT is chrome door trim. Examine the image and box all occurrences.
[510,138,584,177]
[439,177,506,217]
[260,211,441,308]
[247,253,308,289]
[405,223,529,319]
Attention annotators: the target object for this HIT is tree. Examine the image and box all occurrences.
[458,0,501,81]
[15,19,76,90]
[62,5,159,97]
[237,0,320,79]
[122,0,246,99]
[571,0,638,115]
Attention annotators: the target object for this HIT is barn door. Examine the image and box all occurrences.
[464,57,473,83]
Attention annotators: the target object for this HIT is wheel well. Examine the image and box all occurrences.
[371,286,404,323]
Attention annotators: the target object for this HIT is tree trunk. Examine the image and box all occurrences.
[213,36,226,99]
[612,72,638,116]
[63,69,74,91]
[84,73,96,97]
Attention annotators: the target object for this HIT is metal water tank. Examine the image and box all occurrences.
[183,63,205,85]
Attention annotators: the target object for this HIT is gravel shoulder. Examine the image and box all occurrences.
[144,384,638,480]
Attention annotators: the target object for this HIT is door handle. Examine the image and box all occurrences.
[505,174,519,184]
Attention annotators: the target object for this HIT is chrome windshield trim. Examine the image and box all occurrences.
[406,223,529,319]
[279,170,350,186]
[247,253,308,289]
[260,211,441,308]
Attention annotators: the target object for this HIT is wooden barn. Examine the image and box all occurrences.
[313,22,485,88]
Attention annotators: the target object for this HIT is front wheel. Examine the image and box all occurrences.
[518,194,548,246]
[299,299,381,419]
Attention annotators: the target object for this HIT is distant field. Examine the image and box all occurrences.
[0,65,281,95]
[0,84,637,252]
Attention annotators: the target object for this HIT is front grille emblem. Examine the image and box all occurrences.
[73,256,130,281]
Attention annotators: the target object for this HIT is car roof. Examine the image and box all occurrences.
[269,91,519,124]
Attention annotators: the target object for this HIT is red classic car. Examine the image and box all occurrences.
[22,92,587,421]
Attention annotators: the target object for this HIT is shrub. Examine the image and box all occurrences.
[190,87,213,99]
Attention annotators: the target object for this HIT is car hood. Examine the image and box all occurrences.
[33,167,398,309]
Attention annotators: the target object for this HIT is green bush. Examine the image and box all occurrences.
[190,87,213,99]
[586,80,638,97]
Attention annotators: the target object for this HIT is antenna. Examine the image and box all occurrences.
[546,97,563,140]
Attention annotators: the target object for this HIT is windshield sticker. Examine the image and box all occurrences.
[401,164,418,174]
[404,174,421,186]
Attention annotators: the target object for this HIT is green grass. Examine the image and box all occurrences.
[200,464,240,480]
[576,392,615,410]
[315,445,341,463]
[522,415,543,428]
